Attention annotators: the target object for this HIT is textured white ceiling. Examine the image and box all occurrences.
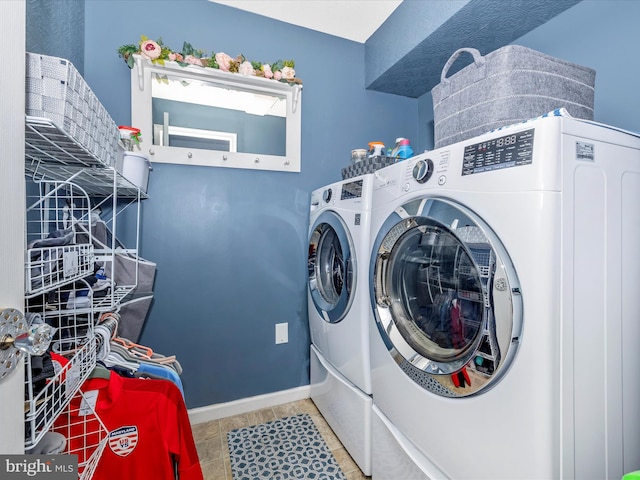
[209,0,403,43]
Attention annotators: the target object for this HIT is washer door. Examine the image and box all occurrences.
[371,197,522,397]
[309,210,355,324]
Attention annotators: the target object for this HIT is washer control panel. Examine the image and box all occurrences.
[462,128,535,176]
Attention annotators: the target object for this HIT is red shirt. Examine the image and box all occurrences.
[56,372,203,480]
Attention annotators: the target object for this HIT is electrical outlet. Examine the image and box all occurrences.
[275,323,288,344]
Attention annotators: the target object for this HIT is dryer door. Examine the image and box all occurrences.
[371,197,522,397]
[309,210,355,324]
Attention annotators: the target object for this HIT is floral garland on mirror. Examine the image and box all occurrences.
[117,35,301,85]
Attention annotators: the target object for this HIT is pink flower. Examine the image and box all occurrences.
[274,70,283,81]
[238,60,255,76]
[281,66,296,80]
[215,52,233,72]
[261,64,273,79]
[184,55,202,66]
[140,40,162,60]
[168,52,184,62]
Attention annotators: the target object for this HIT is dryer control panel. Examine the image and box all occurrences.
[462,128,535,176]
[340,179,363,200]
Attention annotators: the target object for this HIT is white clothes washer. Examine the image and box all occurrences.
[308,174,374,475]
[368,115,640,480]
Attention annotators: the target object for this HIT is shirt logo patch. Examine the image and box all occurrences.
[108,426,138,457]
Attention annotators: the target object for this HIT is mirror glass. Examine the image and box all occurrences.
[151,73,286,156]
[130,56,301,172]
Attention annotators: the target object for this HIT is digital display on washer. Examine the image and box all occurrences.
[341,179,363,200]
[462,128,535,176]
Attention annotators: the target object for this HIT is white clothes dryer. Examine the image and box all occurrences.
[308,174,374,475]
[368,115,640,480]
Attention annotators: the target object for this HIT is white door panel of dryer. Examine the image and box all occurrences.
[572,165,607,479]
[561,129,640,480]
[621,172,640,475]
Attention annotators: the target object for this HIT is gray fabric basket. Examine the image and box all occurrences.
[432,45,596,148]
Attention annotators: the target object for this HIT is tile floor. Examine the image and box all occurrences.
[192,398,370,480]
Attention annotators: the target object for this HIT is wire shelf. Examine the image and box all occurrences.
[25,116,107,168]
[25,180,95,297]
[24,328,96,449]
[92,285,136,312]
[26,161,147,200]
[22,56,148,478]
[26,116,147,200]
[52,388,108,480]
[25,244,94,298]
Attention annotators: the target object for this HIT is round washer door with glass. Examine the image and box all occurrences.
[309,210,356,324]
[371,197,523,397]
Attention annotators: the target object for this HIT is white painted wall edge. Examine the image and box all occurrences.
[188,386,311,424]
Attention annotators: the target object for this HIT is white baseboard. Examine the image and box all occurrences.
[188,385,311,425]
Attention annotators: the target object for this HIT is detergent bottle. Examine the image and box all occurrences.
[393,138,414,161]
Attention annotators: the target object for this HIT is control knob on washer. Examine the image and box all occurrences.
[323,188,332,203]
[412,158,434,184]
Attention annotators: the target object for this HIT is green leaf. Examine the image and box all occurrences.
[117,36,299,82]
[182,41,195,56]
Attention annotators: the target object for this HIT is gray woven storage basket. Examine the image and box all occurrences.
[341,155,396,180]
[432,45,595,148]
[25,52,120,167]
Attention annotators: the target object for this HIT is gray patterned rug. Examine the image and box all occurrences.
[227,413,347,480]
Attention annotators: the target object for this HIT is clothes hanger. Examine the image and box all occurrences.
[112,336,154,359]
[104,349,141,372]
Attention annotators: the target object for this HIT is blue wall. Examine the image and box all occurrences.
[83,0,417,408]
[416,0,640,146]
[513,0,640,133]
[26,0,84,75]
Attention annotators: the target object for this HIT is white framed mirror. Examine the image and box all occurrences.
[130,55,302,172]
